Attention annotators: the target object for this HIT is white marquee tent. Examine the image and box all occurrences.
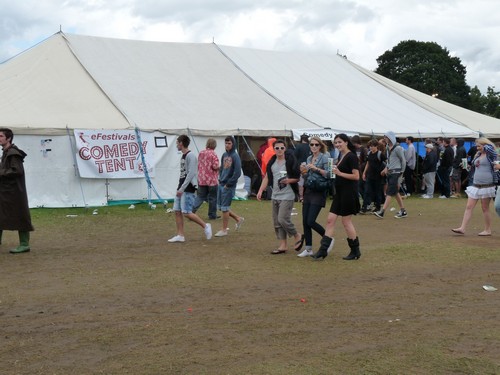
[0,32,497,207]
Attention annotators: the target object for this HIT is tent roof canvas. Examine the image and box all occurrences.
[350,63,500,138]
[1,32,497,138]
[218,46,482,138]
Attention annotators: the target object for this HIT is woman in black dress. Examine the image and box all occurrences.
[312,133,361,260]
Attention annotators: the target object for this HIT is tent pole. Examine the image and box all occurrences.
[66,127,88,208]
[240,134,261,171]
[134,126,164,206]
[187,128,200,153]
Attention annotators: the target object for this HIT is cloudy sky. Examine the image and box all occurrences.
[1,0,498,92]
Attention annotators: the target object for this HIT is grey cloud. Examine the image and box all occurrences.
[0,5,40,41]
[131,0,256,23]
[293,2,375,33]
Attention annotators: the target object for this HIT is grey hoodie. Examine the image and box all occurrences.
[385,131,406,173]
[218,136,241,188]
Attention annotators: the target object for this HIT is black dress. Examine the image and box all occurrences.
[329,151,360,216]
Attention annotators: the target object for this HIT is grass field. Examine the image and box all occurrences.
[1,197,499,374]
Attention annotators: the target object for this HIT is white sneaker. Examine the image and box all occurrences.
[439,195,448,199]
[297,249,313,257]
[168,235,185,243]
[214,230,228,237]
[204,223,212,240]
[422,194,433,199]
[235,217,245,231]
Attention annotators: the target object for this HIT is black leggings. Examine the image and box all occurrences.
[302,203,325,246]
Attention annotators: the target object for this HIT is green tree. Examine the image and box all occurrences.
[375,40,470,108]
[469,86,486,114]
[484,86,500,118]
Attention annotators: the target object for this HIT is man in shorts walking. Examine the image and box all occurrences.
[374,131,408,219]
[168,135,212,243]
[215,136,244,237]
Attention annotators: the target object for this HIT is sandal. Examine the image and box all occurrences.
[451,228,465,235]
[294,234,305,252]
[271,249,287,254]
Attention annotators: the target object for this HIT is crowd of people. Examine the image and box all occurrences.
[250,132,500,259]
[1,128,499,257]
[167,135,245,243]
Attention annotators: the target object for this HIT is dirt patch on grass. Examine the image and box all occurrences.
[1,198,499,374]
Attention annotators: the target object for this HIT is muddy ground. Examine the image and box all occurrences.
[1,198,499,374]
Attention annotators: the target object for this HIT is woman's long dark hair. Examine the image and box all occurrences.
[334,133,356,154]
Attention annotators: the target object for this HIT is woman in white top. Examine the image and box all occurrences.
[452,138,498,236]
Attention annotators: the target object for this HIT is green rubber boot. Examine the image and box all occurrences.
[10,231,31,254]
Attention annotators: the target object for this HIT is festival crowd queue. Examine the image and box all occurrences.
[1,129,499,257]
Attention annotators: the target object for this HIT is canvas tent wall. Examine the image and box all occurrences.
[0,33,321,207]
[0,32,492,208]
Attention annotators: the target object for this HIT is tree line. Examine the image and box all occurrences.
[375,40,500,119]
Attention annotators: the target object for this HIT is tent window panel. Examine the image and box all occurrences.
[155,137,168,147]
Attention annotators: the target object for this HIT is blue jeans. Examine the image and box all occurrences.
[302,203,325,247]
[193,185,218,219]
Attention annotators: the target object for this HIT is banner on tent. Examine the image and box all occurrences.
[291,128,358,141]
[74,129,155,179]
[292,128,336,141]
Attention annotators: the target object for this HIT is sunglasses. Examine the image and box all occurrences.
[309,143,320,147]
[274,146,285,150]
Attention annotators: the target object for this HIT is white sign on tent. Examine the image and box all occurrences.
[291,128,336,141]
[74,129,155,179]
[292,128,359,141]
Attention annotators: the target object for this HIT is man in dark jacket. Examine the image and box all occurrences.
[421,143,438,198]
[437,138,454,198]
[0,128,34,253]
[451,138,467,197]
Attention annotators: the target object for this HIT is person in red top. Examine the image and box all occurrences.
[261,137,276,176]
[193,138,220,220]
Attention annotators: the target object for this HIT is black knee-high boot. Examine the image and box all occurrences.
[311,236,333,260]
[343,237,361,260]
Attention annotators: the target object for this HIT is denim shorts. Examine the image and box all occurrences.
[217,185,235,211]
[386,173,402,196]
[173,191,195,214]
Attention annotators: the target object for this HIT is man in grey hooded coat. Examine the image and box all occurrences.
[374,131,408,219]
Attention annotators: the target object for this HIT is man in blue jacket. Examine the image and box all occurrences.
[214,136,245,237]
